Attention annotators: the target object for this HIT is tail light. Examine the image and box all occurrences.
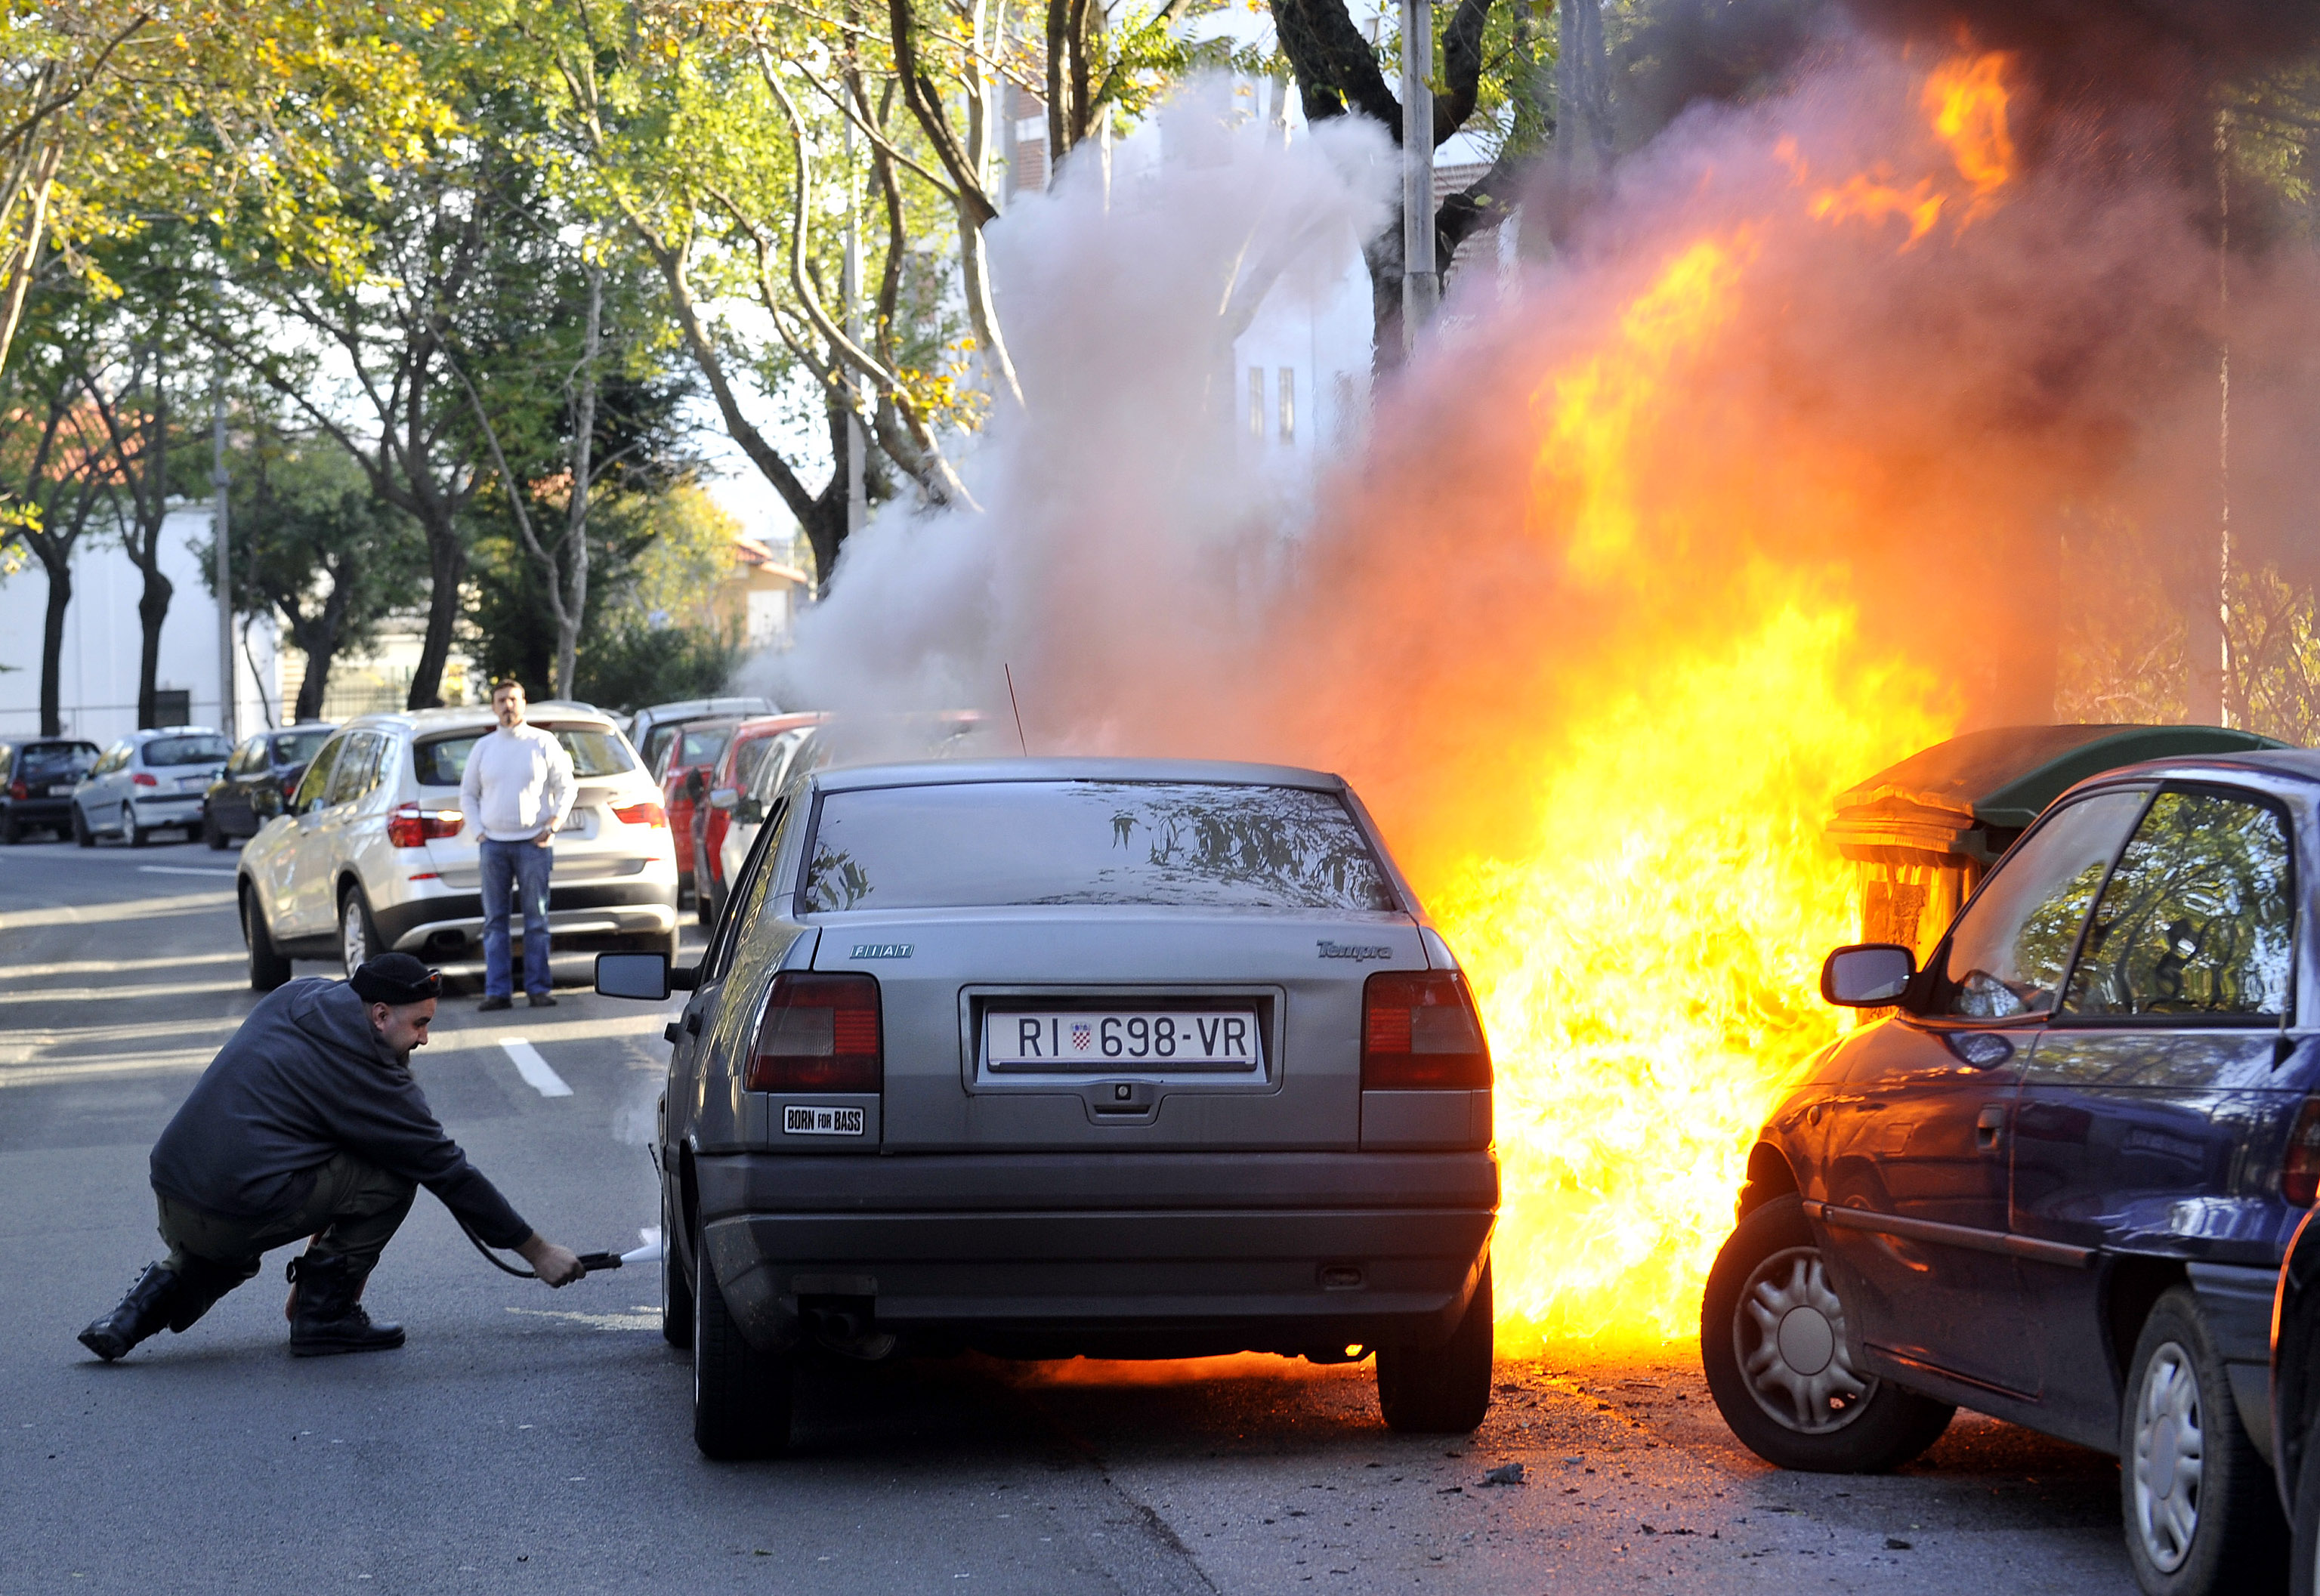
[8,779,23,799]
[387,802,465,848]
[131,772,158,788]
[1361,971,1491,1091]
[611,801,666,828]
[2286,1097,2320,1205]
[746,972,882,1093]
[281,773,302,800]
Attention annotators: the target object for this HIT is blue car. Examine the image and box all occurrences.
[1705,749,2317,1596]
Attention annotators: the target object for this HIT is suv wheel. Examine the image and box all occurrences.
[2121,1286,2287,1594]
[1377,1258,1494,1433]
[692,1221,794,1459]
[1700,1193,1954,1471]
[243,891,293,991]
[339,888,379,977]
[72,804,92,847]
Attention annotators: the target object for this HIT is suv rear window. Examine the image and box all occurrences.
[802,781,1400,912]
[143,734,232,767]
[414,724,635,786]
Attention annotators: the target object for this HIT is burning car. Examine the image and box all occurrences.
[596,757,1498,1459]
[1705,739,2320,1596]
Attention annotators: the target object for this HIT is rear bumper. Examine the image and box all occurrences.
[374,881,678,953]
[694,1149,1498,1357]
[2,797,75,824]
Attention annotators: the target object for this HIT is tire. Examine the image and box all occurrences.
[72,804,92,847]
[0,808,17,845]
[2120,1286,2288,1594]
[661,1176,693,1350]
[127,811,150,848]
[1700,1193,1954,1472]
[204,810,227,850]
[2294,1409,2320,1596]
[692,1221,793,1460]
[243,891,293,992]
[1377,1258,1494,1433]
[339,887,380,978]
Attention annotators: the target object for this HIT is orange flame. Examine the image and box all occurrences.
[1925,51,2016,196]
[1809,171,1948,247]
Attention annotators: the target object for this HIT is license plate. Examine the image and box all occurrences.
[782,1104,866,1136]
[558,809,586,832]
[984,1010,1262,1071]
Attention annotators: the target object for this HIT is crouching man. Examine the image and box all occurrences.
[79,952,583,1361]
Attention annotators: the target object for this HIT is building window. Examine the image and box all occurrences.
[1277,367,1296,446]
[1248,367,1265,441]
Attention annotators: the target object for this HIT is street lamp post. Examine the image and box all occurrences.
[1401,0,1437,353]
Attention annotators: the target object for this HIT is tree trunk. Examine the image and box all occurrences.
[135,566,172,727]
[554,264,604,700]
[406,521,464,710]
[39,550,70,737]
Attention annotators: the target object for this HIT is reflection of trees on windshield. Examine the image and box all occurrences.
[1074,785,1395,911]
[805,847,875,912]
[2065,792,2291,1017]
[1940,790,2148,1018]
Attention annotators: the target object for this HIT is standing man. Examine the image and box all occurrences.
[77,953,584,1362]
[462,679,575,1011]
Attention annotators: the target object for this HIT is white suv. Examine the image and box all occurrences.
[235,703,679,986]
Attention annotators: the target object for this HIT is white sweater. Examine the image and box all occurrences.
[459,724,576,842]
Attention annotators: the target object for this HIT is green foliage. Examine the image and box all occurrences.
[573,616,744,712]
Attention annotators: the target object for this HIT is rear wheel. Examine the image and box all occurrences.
[692,1223,793,1459]
[339,888,379,977]
[72,804,92,847]
[2292,1409,2320,1596]
[244,891,293,991]
[1377,1259,1494,1433]
[127,811,150,847]
[1701,1193,1954,1472]
[0,808,18,845]
[661,1177,693,1349]
[203,810,227,850]
[2121,1286,2287,1594]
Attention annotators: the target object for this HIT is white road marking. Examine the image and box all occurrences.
[134,866,239,878]
[0,891,233,932]
[499,1038,573,1097]
[2,951,245,980]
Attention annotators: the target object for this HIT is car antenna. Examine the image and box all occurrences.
[1004,664,1029,757]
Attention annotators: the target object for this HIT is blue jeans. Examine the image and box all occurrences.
[480,838,554,999]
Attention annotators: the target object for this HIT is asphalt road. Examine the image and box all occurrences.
[0,832,2148,1593]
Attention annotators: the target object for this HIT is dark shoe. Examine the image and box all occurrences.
[287,1253,405,1357]
[527,992,558,1008]
[79,1264,183,1361]
[478,995,512,1012]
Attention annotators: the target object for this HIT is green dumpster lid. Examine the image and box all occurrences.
[1835,724,2288,836]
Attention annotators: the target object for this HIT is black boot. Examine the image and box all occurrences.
[286,1253,405,1357]
[79,1264,183,1361]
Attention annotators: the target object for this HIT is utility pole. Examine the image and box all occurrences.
[842,111,867,549]
[1400,0,1437,353]
[211,354,235,741]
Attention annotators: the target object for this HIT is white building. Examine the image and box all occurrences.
[0,502,278,746]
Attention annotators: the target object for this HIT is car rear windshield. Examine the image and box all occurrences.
[21,741,97,774]
[802,781,1401,912]
[271,730,332,765]
[143,734,232,767]
[413,724,636,786]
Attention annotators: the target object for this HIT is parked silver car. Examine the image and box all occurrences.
[597,758,1500,1459]
[236,703,679,986]
[71,727,233,847]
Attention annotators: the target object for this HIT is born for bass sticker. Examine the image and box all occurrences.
[783,1105,867,1136]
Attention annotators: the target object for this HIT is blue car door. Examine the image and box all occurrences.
[1818,787,2149,1403]
[2013,784,2297,1444]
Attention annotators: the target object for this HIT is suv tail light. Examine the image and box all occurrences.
[2287,1097,2320,1205]
[611,801,666,828]
[1362,971,1491,1091]
[131,771,158,788]
[387,802,465,848]
[746,972,882,1093]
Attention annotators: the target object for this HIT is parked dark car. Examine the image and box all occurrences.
[1704,751,2320,1596]
[202,723,336,847]
[0,738,100,843]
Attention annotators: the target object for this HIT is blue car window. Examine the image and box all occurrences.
[1940,789,2148,1019]
[2061,790,2293,1019]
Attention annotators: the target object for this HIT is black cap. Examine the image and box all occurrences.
[351,953,443,1006]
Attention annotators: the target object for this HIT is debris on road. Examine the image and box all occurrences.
[1478,1462,1527,1486]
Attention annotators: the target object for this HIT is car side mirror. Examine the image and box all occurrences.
[1821,943,1916,1007]
[708,786,738,812]
[736,797,764,826]
[595,952,700,1001]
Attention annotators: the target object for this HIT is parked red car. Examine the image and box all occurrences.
[691,712,823,925]
[656,718,740,906]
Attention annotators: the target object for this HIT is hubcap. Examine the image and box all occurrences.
[342,900,367,975]
[1734,1244,1874,1434]
[2130,1342,2204,1573]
